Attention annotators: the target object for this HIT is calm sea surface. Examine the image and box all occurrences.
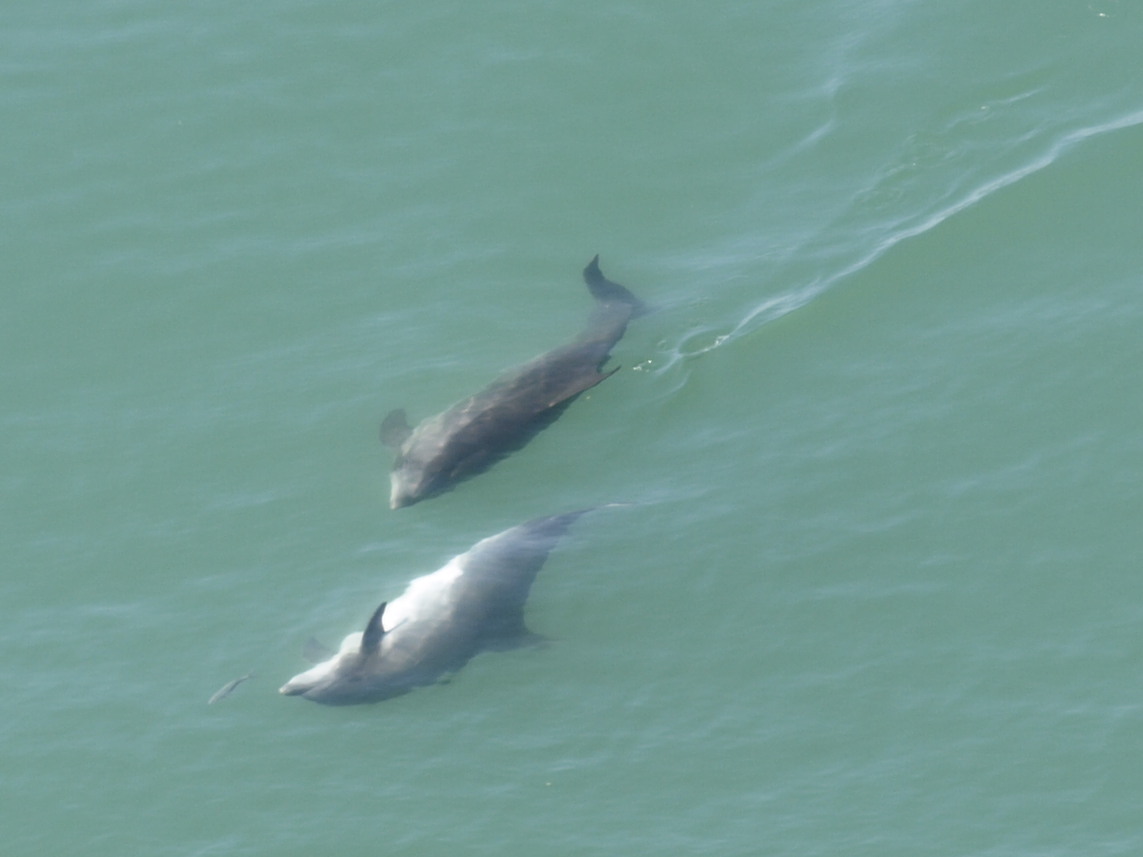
[4,1,1143,854]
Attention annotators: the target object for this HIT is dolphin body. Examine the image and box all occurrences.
[279,510,592,705]
[380,256,644,509]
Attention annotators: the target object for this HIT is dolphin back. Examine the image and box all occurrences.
[454,509,592,645]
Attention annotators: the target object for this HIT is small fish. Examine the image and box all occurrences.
[208,672,254,705]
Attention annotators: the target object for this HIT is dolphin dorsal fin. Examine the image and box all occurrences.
[380,410,412,448]
[362,601,388,653]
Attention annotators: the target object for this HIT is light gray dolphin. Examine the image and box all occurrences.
[279,509,594,705]
[380,256,644,509]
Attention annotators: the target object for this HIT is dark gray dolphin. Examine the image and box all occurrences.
[279,509,593,705]
[380,256,644,509]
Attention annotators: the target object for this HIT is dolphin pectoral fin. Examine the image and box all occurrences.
[302,637,334,664]
[362,601,388,653]
[545,364,620,407]
[598,364,622,383]
[380,410,412,448]
[478,628,550,655]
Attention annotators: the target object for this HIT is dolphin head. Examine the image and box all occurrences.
[277,647,361,703]
[382,410,432,509]
[389,459,451,509]
[388,466,422,509]
[279,602,412,705]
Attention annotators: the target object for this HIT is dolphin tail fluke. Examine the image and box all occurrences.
[515,505,607,548]
[523,503,633,547]
[582,255,646,317]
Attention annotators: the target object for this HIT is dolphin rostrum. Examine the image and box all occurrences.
[380,256,645,509]
[279,509,595,705]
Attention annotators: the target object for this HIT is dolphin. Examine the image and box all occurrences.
[380,256,644,509]
[279,509,594,705]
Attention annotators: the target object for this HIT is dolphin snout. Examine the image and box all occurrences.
[389,484,417,509]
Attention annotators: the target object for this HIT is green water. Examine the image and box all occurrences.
[4,1,1143,854]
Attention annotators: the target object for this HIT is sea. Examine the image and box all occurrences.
[3,1,1142,854]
